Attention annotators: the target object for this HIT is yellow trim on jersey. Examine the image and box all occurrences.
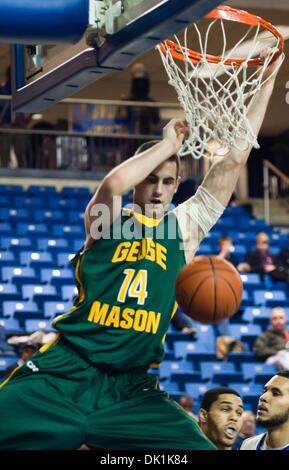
[39,334,60,353]
[52,256,85,326]
[122,208,163,228]
[0,365,20,389]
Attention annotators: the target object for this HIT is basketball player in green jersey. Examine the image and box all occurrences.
[0,53,282,450]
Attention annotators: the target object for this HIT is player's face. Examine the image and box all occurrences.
[257,376,289,428]
[134,160,180,218]
[201,394,244,450]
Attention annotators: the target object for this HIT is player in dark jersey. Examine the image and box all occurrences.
[0,54,282,450]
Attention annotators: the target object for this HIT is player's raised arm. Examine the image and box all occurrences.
[84,119,187,247]
[201,52,284,207]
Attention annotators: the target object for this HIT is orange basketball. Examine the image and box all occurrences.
[175,256,243,324]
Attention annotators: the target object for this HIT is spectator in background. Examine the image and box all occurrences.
[198,387,244,450]
[253,307,289,367]
[179,395,198,420]
[232,410,256,450]
[2,343,37,377]
[238,232,279,280]
[216,236,238,267]
[115,62,160,136]
[240,371,289,450]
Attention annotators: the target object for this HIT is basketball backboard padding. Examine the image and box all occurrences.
[0,0,89,44]
[12,0,223,113]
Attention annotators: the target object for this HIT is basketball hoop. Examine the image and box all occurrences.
[157,5,284,159]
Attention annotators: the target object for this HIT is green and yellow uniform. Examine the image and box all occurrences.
[0,194,222,450]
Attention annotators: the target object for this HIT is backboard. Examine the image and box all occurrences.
[10,0,223,113]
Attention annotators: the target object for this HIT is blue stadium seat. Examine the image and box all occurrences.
[229,324,262,348]
[56,253,75,268]
[163,342,175,361]
[61,187,91,197]
[51,224,84,239]
[0,196,11,206]
[27,185,57,195]
[228,382,263,409]
[242,307,271,328]
[196,244,212,255]
[0,251,19,267]
[241,289,251,307]
[47,197,81,211]
[227,352,258,369]
[200,361,243,386]
[174,341,216,365]
[0,283,21,301]
[2,300,41,320]
[0,356,18,378]
[43,301,72,318]
[253,290,287,307]
[33,209,65,224]
[22,285,60,306]
[67,211,84,224]
[0,208,30,222]
[159,381,180,393]
[0,184,23,194]
[24,319,55,333]
[0,318,23,335]
[240,273,262,291]
[193,324,215,343]
[165,331,196,350]
[72,239,84,252]
[36,238,69,253]
[158,360,194,380]
[14,196,44,208]
[0,237,32,252]
[1,267,38,287]
[40,268,74,287]
[16,223,49,238]
[19,251,55,270]
[0,223,14,237]
[241,363,277,382]
[61,285,78,302]
[185,382,212,400]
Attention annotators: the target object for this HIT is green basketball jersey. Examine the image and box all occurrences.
[53,209,186,370]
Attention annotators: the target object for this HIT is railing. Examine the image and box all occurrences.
[0,95,203,179]
[263,159,289,224]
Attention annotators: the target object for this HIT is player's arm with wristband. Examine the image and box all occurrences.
[84,119,188,248]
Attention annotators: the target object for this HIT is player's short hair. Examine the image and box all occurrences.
[277,371,289,380]
[135,140,180,177]
[200,387,242,411]
[218,236,232,246]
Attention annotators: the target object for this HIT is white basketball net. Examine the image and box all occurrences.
[157,19,281,159]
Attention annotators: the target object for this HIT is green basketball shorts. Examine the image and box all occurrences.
[0,339,216,450]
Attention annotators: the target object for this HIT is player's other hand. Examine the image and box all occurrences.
[260,47,284,83]
[163,119,189,153]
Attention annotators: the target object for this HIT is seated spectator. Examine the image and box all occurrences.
[3,343,37,376]
[238,232,279,280]
[253,307,289,367]
[232,410,256,450]
[171,307,197,338]
[216,236,238,267]
[179,395,198,420]
[198,387,244,450]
